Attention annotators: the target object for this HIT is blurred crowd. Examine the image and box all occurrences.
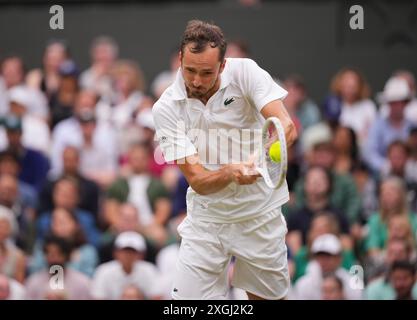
[0,36,416,300]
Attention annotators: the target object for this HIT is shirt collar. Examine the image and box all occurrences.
[170,59,232,101]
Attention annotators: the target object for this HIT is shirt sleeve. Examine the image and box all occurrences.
[152,102,197,162]
[240,58,288,112]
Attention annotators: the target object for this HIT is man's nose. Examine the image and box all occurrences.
[192,75,201,87]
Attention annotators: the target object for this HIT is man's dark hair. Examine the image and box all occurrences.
[323,274,344,290]
[0,150,20,165]
[389,260,416,275]
[180,20,227,62]
[43,235,73,261]
[388,139,410,156]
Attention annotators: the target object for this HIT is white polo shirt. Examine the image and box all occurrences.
[153,58,289,223]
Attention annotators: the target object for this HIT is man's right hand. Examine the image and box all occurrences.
[225,156,260,185]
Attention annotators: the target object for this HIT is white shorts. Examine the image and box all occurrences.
[171,207,289,300]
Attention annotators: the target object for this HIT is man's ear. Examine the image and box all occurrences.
[179,51,183,64]
[219,59,226,74]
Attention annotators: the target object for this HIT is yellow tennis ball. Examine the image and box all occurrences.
[269,141,281,163]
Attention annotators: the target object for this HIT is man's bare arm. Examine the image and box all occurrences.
[260,99,298,147]
[176,154,258,195]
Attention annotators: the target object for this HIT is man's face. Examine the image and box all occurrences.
[0,175,18,206]
[309,144,335,169]
[305,168,330,198]
[321,277,344,300]
[117,205,139,232]
[6,130,22,149]
[340,71,360,103]
[129,146,149,174]
[93,43,116,67]
[389,100,407,121]
[74,91,97,114]
[388,145,407,173]
[380,181,402,211]
[62,147,79,174]
[390,269,415,299]
[315,253,341,275]
[115,248,140,270]
[1,58,24,88]
[52,180,78,210]
[181,43,225,99]
[386,241,408,264]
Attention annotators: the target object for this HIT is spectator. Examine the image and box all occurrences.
[1,56,25,91]
[98,203,170,264]
[365,176,417,259]
[120,284,145,300]
[26,40,69,101]
[293,233,363,299]
[333,125,360,174]
[321,274,346,300]
[351,161,378,222]
[0,174,37,253]
[283,74,321,131]
[50,89,118,187]
[104,143,171,245]
[365,77,415,173]
[80,36,118,104]
[150,47,180,99]
[38,146,100,223]
[324,67,376,148]
[381,140,417,183]
[2,114,50,192]
[295,122,361,224]
[36,176,100,247]
[98,60,145,129]
[0,206,26,283]
[0,150,37,211]
[0,274,26,300]
[365,238,414,283]
[380,71,417,124]
[287,166,350,254]
[380,140,417,209]
[7,86,50,154]
[291,213,356,283]
[48,60,80,129]
[365,260,417,300]
[77,109,118,188]
[91,231,163,299]
[29,207,98,277]
[25,235,92,300]
[388,260,417,300]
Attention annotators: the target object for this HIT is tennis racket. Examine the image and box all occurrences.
[247,117,288,189]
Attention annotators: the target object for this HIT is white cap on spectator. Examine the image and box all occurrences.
[137,108,155,130]
[311,234,342,255]
[301,122,332,153]
[115,231,146,252]
[8,86,31,108]
[8,85,48,118]
[378,77,414,104]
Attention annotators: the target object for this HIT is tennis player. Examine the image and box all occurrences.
[152,20,297,300]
